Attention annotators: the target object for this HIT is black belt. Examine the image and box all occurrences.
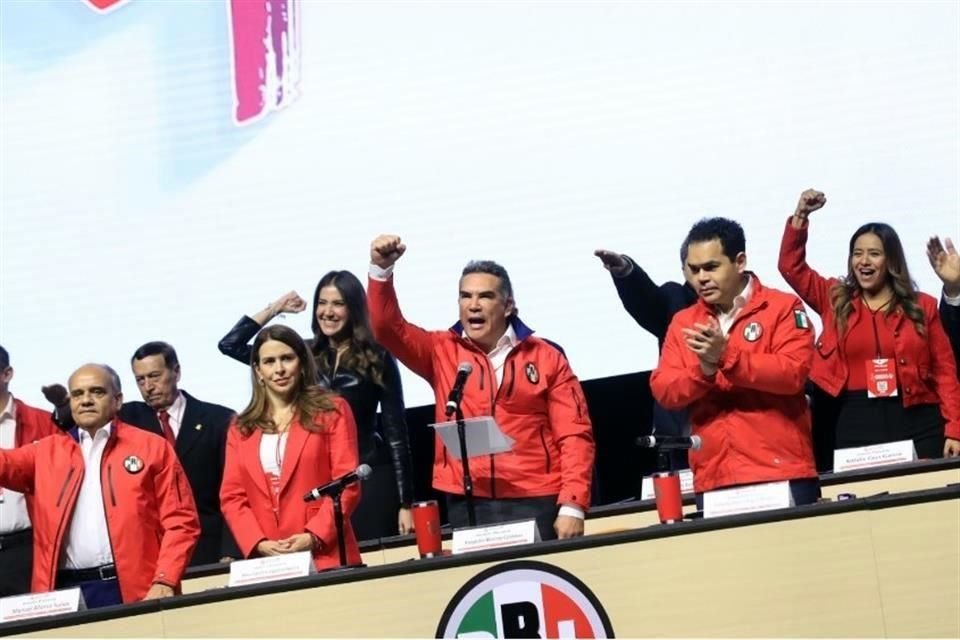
[0,528,31,551]
[58,564,117,583]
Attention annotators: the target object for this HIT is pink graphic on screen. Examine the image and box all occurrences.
[83,0,302,125]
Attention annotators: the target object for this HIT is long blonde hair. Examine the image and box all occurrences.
[236,325,337,437]
[829,223,925,336]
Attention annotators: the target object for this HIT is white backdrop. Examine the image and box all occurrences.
[1,1,957,412]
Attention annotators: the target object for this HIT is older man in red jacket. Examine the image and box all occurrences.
[651,218,819,506]
[0,363,199,608]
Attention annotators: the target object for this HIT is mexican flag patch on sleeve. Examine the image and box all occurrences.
[794,309,810,329]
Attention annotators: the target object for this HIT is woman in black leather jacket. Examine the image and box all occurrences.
[218,270,414,540]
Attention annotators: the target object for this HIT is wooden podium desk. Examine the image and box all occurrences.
[169,458,960,595]
[3,483,957,638]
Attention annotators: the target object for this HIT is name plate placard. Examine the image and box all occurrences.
[452,519,539,554]
[640,468,694,500]
[833,440,916,473]
[0,588,83,623]
[228,551,314,588]
[703,481,793,519]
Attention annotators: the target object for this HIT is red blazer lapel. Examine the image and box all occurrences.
[278,420,310,496]
[240,429,273,502]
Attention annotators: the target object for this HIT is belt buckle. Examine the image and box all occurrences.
[97,565,113,580]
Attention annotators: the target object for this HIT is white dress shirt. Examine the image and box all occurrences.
[0,395,31,534]
[716,275,754,335]
[161,392,186,440]
[944,289,960,307]
[62,425,115,570]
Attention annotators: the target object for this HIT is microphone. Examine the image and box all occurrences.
[444,362,473,417]
[303,464,372,502]
[636,435,702,451]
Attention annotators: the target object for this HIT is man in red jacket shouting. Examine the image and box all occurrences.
[367,235,595,540]
[650,218,819,506]
[0,363,199,608]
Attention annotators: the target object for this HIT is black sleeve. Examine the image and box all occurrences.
[612,255,675,342]
[941,297,960,374]
[378,351,415,506]
[217,316,261,365]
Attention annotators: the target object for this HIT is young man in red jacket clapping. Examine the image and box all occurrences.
[650,218,819,506]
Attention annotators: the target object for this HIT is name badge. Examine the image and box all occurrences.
[703,481,793,519]
[0,588,84,623]
[228,551,314,588]
[865,359,898,398]
[451,519,539,554]
[833,440,917,472]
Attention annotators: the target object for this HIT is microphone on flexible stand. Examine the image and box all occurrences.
[444,362,473,417]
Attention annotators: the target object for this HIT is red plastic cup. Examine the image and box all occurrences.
[412,500,442,557]
[653,471,683,524]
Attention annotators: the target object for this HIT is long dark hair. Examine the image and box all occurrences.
[829,222,925,335]
[310,270,385,386]
[237,325,337,436]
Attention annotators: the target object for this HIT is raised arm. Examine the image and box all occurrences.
[218,291,307,365]
[367,235,438,383]
[595,250,678,341]
[778,189,835,315]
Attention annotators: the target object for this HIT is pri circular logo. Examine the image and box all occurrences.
[436,560,614,638]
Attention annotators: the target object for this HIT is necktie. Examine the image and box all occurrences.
[158,410,176,446]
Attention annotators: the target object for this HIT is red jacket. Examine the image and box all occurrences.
[12,398,60,447]
[0,421,199,602]
[650,275,817,492]
[368,276,595,510]
[779,219,960,439]
[220,397,362,570]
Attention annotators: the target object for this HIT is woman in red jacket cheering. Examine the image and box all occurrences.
[220,325,362,569]
[779,189,960,459]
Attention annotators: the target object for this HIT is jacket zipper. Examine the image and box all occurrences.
[539,425,551,473]
[55,467,76,507]
[50,464,79,592]
[101,451,121,589]
[505,361,515,398]
[107,465,118,507]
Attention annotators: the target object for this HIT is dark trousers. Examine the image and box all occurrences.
[351,459,402,541]
[55,573,122,609]
[445,493,560,541]
[0,528,33,597]
[695,478,822,511]
[835,392,945,460]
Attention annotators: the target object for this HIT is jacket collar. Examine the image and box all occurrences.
[694,271,768,316]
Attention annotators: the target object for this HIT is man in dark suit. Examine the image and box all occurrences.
[48,342,238,566]
[595,247,697,470]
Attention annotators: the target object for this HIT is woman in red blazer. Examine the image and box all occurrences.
[220,325,362,570]
[778,189,960,459]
